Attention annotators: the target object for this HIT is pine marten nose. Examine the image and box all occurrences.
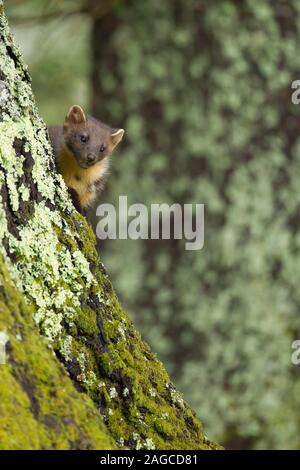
[87,153,96,164]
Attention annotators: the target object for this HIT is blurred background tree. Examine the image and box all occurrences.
[6,0,300,449]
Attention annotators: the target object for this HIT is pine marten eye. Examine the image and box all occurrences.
[80,134,89,143]
[100,144,106,153]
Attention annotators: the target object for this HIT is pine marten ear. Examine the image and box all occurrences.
[110,128,125,150]
[65,105,87,125]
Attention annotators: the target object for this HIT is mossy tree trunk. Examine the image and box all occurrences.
[0,2,220,450]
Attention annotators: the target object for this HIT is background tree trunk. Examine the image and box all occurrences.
[87,0,300,449]
[0,2,219,450]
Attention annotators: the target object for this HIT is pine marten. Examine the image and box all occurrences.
[48,105,124,214]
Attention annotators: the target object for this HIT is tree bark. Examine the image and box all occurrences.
[0,2,220,450]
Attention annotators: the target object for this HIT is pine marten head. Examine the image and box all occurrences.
[63,105,124,169]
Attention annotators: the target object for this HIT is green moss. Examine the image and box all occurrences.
[0,256,115,450]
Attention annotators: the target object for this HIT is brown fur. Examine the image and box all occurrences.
[58,143,109,209]
[48,105,124,213]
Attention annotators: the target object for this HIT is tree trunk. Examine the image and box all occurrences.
[0,3,220,450]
